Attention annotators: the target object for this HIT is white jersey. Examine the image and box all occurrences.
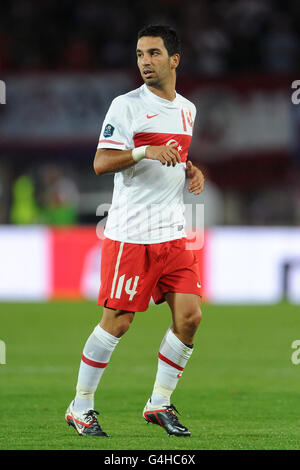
[97,84,196,244]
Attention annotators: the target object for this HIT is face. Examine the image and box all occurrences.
[136,36,179,88]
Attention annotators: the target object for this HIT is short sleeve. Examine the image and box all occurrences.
[97,96,134,150]
[192,102,197,120]
[190,101,197,122]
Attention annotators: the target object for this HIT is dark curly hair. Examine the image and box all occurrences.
[137,24,181,56]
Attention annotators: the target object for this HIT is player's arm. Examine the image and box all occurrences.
[186,161,205,195]
[93,143,181,175]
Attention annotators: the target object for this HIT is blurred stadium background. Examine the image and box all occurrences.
[0,0,300,304]
[1,0,300,451]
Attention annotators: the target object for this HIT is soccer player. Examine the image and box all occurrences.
[66,24,205,437]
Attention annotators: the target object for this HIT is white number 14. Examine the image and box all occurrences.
[114,275,139,300]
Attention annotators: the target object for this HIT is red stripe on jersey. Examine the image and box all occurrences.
[158,352,184,371]
[133,132,192,162]
[98,139,124,145]
[81,354,108,368]
[181,109,187,132]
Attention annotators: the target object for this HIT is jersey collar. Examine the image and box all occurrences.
[142,84,179,108]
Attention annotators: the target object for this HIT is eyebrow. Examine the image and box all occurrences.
[136,48,162,54]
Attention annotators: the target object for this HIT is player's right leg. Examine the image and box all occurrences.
[65,308,134,437]
[66,238,157,436]
[100,307,135,338]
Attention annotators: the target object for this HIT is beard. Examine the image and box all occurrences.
[142,74,163,89]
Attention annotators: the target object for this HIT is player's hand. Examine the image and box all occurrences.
[145,142,181,167]
[186,161,205,195]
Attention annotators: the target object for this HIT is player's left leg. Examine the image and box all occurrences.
[165,292,202,345]
[143,292,201,436]
[151,292,201,402]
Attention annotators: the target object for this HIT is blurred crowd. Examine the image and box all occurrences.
[1,0,300,227]
[0,0,299,76]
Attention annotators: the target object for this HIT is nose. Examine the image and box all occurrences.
[140,53,151,66]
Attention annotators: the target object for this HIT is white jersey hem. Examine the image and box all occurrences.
[103,231,186,245]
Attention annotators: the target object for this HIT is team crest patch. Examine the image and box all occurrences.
[104,124,115,138]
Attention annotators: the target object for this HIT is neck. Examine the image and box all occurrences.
[146,75,176,102]
[147,86,176,102]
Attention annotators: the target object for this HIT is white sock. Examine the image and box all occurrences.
[73,324,120,413]
[150,328,193,407]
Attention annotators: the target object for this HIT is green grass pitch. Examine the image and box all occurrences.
[0,300,299,450]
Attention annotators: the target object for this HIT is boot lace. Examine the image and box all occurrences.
[163,404,181,424]
[83,409,101,429]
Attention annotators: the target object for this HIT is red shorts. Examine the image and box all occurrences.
[98,237,201,312]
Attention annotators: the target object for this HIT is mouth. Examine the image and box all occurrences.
[143,70,155,78]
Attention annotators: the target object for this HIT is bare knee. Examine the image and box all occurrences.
[100,308,135,338]
[115,311,135,336]
[173,306,202,345]
[184,307,202,331]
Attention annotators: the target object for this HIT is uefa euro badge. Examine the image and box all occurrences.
[104,124,115,138]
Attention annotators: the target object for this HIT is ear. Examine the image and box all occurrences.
[171,53,180,70]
